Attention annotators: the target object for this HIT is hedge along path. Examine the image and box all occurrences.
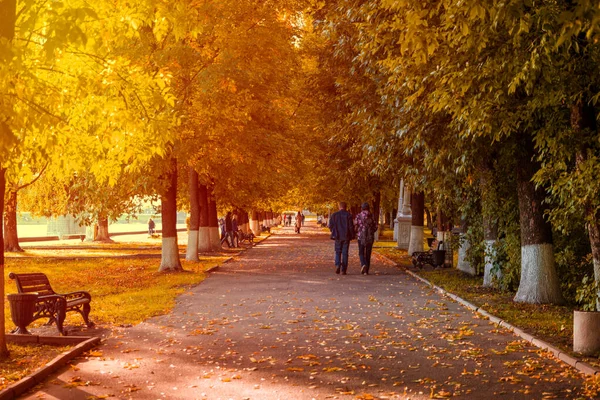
[22,222,596,399]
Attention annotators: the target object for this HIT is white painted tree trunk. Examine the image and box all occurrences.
[514,243,563,304]
[209,227,221,251]
[483,240,500,287]
[159,237,181,271]
[84,225,94,242]
[250,219,259,236]
[186,230,199,261]
[457,234,475,275]
[407,226,424,255]
[198,227,211,252]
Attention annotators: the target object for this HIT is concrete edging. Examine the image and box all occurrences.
[376,253,600,377]
[0,336,101,400]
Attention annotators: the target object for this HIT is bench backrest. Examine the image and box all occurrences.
[9,272,55,296]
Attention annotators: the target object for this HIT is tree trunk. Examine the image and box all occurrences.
[4,190,22,252]
[0,168,9,357]
[372,191,381,226]
[207,182,220,251]
[372,191,381,241]
[572,102,600,310]
[198,183,210,252]
[457,216,476,275]
[0,0,17,358]
[425,207,432,230]
[94,217,113,242]
[436,209,452,267]
[408,192,424,255]
[480,168,500,287]
[587,216,600,311]
[186,168,200,262]
[514,138,562,304]
[251,210,260,235]
[159,157,183,272]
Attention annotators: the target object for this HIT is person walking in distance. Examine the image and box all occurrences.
[295,210,303,234]
[221,212,234,247]
[328,202,355,274]
[148,217,156,236]
[355,202,378,275]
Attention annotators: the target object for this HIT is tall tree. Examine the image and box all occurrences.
[159,156,183,272]
[186,167,200,261]
[0,0,17,358]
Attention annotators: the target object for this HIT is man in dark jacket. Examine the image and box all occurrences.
[328,202,355,274]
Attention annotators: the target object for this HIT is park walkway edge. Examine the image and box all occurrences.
[375,253,600,377]
[0,336,101,400]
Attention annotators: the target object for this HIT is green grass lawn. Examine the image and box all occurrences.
[4,254,227,328]
[1,246,229,390]
[374,247,600,371]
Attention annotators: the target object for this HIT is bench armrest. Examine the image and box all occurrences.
[37,294,64,302]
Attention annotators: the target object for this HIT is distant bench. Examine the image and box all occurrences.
[9,272,94,335]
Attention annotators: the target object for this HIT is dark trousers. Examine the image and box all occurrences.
[221,231,234,247]
[358,241,374,271]
[334,240,350,271]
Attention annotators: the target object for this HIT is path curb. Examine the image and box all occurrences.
[0,336,101,400]
[376,253,600,377]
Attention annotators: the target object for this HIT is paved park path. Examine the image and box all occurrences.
[24,223,591,399]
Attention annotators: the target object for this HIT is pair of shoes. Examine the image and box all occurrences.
[335,266,340,274]
[361,265,366,275]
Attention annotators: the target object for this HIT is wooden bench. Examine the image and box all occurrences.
[9,272,93,335]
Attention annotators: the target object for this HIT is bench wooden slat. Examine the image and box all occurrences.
[20,276,50,283]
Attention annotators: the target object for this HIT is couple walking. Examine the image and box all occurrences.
[328,202,378,275]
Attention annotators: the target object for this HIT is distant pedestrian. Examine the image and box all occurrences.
[148,217,155,236]
[287,214,292,227]
[221,212,234,247]
[328,202,355,274]
[355,202,378,275]
[301,212,305,226]
[295,211,303,234]
[232,214,239,248]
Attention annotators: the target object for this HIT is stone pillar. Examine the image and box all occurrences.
[402,186,411,215]
[393,180,403,241]
[396,181,412,250]
[457,235,475,275]
[250,210,260,236]
[408,192,425,256]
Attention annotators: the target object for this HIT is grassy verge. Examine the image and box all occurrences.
[375,247,600,370]
[2,244,228,390]
[0,343,70,391]
[4,253,227,327]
